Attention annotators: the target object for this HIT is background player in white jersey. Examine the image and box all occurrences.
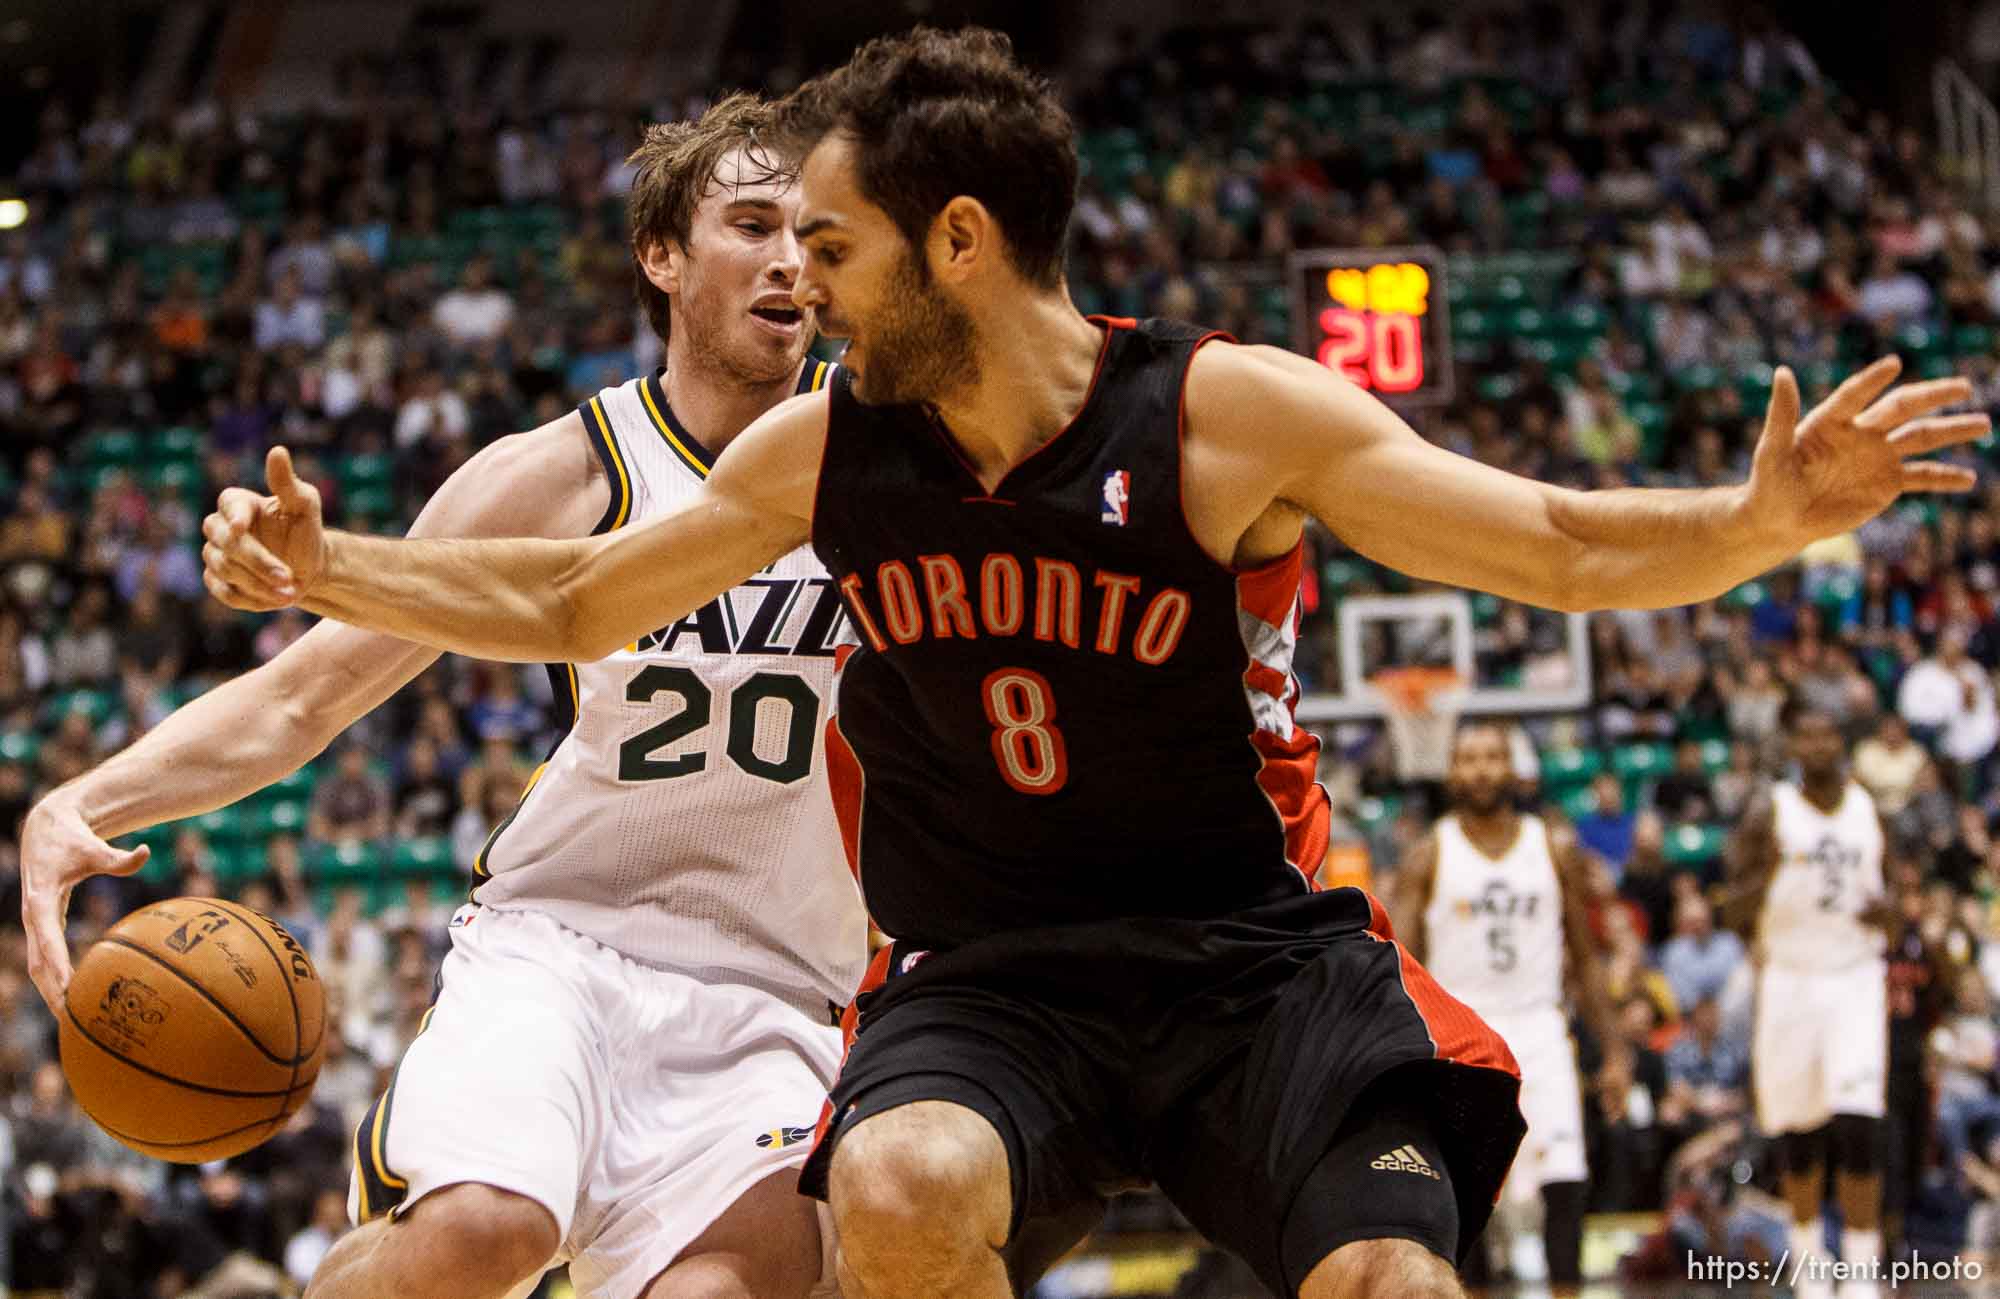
[1727,704,1892,1299]
[18,94,863,1299]
[1392,723,1622,1293]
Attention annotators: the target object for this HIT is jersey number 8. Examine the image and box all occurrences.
[982,667,1070,796]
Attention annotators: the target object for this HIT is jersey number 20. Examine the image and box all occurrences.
[618,665,819,785]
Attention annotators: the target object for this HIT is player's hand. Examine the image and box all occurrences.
[1859,894,1898,932]
[20,793,151,1013]
[1744,357,1988,543]
[202,446,327,611]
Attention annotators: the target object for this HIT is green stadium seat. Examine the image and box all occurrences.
[188,805,249,843]
[392,836,454,876]
[1353,794,1403,833]
[0,730,39,765]
[1919,357,1959,380]
[1671,364,1724,394]
[250,800,309,839]
[1454,308,1495,341]
[1555,303,1607,338]
[41,688,118,728]
[1698,738,1732,775]
[263,765,318,804]
[1507,306,1549,338]
[1954,324,1993,357]
[1557,784,1599,821]
[1538,747,1603,790]
[343,484,397,521]
[85,429,142,466]
[1896,323,1945,359]
[150,426,202,465]
[308,839,386,880]
[1611,742,1673,784]
[1720,580,1768,609]
[212,841,267,882]
[1321,558,1372,592]
[1664,823,1726,866]
[1475,374,1520,403]
[146,462,202,499]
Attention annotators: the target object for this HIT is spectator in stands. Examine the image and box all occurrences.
[1575,772,1636,874]
[284,1187,349,1289]
[1618,812,1679,943]
[1653,742,1715,822]
[432,254,515,350]
[465,663,542,743]
[392,735,457,840]
[1659,892,1746,1015]
[1659,996,1751,1131]
[47,584,116,688]
[112,513,202,604]
[1856,711,1932,816]
[1899,626,2000,786]
[1934,967,2000,1252]
[306,743,390,849]
[253,265,325,353]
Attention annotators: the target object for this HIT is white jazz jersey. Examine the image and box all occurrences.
[1758,780,1886,974]
[1422,814,1564,1020]
[474,362,868,1011]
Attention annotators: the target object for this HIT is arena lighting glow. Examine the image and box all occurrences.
[1290,246,1454,405]
[0,199,27,230]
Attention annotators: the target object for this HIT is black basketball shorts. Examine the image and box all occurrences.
[799,888,1526,1298]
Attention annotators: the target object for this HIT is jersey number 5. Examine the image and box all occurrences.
[982,667,1069,796]
[618,665,819,785]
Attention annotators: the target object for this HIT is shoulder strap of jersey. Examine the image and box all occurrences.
[577,390,633,535]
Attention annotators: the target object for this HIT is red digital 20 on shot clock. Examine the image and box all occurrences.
[1290,247,1454,406]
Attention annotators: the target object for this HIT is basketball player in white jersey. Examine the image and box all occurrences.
[1727,704,1892,1299]
[18,94,863,1299]
[1391,723,1622,1292]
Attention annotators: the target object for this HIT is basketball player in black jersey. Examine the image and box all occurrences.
[201,29,1987,1299]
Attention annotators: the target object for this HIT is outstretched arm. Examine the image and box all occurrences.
[1188,347,1983,611]
[24,412,608,1010]
[204,390,827,663]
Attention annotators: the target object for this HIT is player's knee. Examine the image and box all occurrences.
[1299,1238,1463,1299]
[829,1102,1010,1255]
[402,1183,561,1292]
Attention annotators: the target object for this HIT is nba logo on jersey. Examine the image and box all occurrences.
[1100,470,1130,526]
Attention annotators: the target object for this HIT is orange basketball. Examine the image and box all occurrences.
[59,897,325,1163]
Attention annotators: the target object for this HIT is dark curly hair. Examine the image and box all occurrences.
[773,27,1077,288]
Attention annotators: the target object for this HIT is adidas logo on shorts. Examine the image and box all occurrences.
[1370,1145,1441,1179]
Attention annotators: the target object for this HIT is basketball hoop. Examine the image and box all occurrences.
[1368,666,1466,783]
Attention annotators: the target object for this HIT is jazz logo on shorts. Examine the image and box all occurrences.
[1101,470,1130,526]
[757,1126,815,1149]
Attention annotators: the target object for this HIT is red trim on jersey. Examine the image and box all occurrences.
[1381,935,1521,1080]
[1243,662,1290,700]
[824,715,866,883]
[810,943,895,1153]
[1364,889,1396,942]
[1249,725,1330,884]
[1236,542,1305,631]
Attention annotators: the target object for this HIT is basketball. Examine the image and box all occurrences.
[58,897,326,1164]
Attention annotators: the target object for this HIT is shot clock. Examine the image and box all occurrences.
[1289,247,1454,406]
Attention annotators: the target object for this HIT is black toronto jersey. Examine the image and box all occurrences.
[813,316,1331,947]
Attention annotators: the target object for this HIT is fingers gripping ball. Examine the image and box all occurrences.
[59,898,325,1163]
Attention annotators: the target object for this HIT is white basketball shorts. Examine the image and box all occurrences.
[1484,1004,1588,1194]
[1753,960,1888,1134]
[348,904,843,1299]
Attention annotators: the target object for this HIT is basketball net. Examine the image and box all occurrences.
[1369,666,1466,783]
